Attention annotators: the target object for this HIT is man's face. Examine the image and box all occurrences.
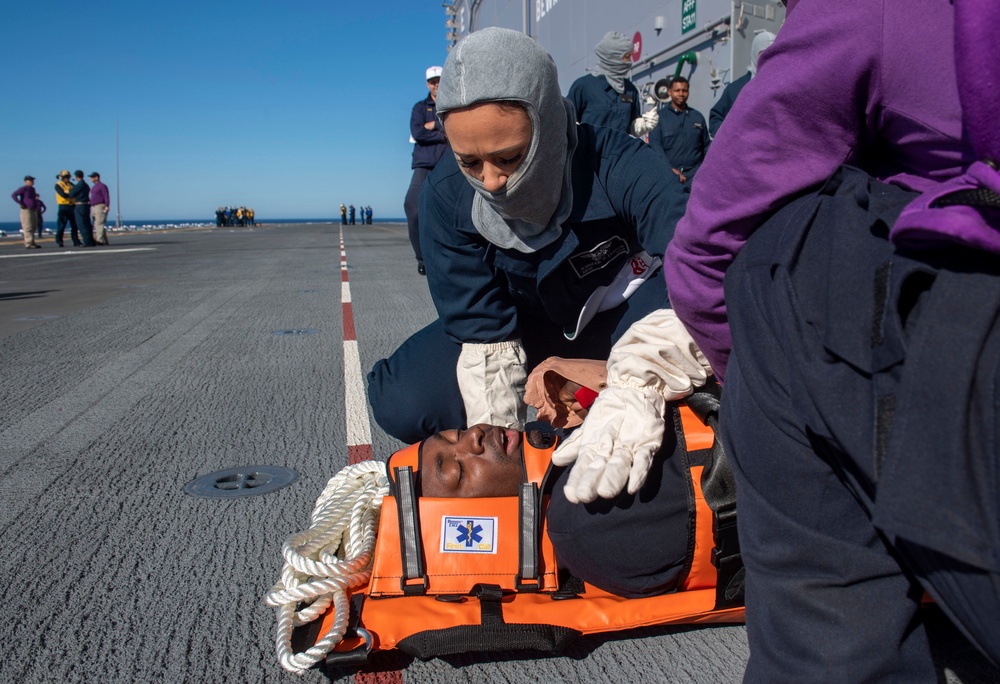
[420,424,523,498]
[25,179,34,187]
[427,77,440,100]
[60,175,70,183]
[669,81,689,109]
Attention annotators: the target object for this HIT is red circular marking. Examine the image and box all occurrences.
[632,32,643,62]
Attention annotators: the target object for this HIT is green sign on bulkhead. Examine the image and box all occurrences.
[681,0,697,33]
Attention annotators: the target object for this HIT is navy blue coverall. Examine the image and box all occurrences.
[567,73,641,135]
[652,104,710,185]
[368,124,686,443]
[708,73,750,138]
[405,94,449,267]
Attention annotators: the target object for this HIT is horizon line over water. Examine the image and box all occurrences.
[0,217,406,234]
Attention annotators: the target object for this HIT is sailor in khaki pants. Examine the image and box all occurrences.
[11,175,41,249]
[88,172,111,245]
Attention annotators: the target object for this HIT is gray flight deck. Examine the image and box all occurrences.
[0,224,995,683]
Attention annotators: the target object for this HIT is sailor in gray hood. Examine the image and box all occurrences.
[568,32,659,137]
[367,27,689,455]
[434,26,574,254]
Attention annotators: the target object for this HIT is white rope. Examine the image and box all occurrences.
[264,460,389,674]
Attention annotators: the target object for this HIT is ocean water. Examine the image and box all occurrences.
[0,217,404,235]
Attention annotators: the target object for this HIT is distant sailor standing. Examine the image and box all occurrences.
[54,170,79,247]
[404,65,449,276]
[36,198,47,239]
[88,172,110,245]
[650,76,709,188]
[708,30,775,138]
[11,175,42,249]
[568,31,658,138]
[69,170,96,247]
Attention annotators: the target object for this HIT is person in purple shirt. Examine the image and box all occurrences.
[659,0,1000,679]
[11,175,41,249]
[88,172,111,245]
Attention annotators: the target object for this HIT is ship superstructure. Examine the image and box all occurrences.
[443,0,786,120]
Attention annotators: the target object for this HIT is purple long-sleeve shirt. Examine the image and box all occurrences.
[664,0,974,380]
[90,181,110,207]
[12,184,40,210]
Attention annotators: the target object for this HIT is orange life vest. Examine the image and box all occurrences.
[303,392,743,667]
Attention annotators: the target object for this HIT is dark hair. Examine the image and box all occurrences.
[670,76,689,87]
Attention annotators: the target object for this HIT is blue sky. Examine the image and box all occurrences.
[2,1,453,223]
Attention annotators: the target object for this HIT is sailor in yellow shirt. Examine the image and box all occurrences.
[54,170,79,247]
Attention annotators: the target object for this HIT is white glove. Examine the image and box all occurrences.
[552,309,713,503]
[629,107,660,137]
[456,340,527,430]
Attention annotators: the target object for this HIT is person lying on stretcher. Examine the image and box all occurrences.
[418,309,715,598]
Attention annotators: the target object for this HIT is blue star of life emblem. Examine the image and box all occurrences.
[455,520,483,547]
[441,515,498,554]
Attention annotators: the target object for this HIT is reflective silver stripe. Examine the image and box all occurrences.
[395,467,424,583]
[518,482,539,583]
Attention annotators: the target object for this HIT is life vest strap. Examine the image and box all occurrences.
[394,466,429,595]
[516,482,542,591]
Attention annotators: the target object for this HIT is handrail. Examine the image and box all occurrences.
[632,14,731,74]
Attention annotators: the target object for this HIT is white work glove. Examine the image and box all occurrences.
[629,106,660,137]
[456,340,528,430]
[552,308,713,503]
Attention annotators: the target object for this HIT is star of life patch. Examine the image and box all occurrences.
[440,516,498,554]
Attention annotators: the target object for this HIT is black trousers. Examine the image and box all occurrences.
[75,204,95,246]
[723,166,1000,680]
[56,205,78,245]
[404,167,431,264]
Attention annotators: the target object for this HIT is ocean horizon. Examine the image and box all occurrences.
[0,217,405,235]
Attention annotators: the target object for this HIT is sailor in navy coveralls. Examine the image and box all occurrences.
[368,29,685,444]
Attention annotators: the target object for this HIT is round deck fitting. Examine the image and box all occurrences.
[184,465,299,498]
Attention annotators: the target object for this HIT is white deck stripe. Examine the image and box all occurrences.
[343,340,372,447]
[340,229,373,449]
[0,247,156,259]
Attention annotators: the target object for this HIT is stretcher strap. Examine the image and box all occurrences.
[394,466,428,594]
[701,413,745,610]
[688,387,745,609]
[396,584,582,659]
[516,482,541,591]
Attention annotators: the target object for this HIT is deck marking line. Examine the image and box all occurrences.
[338,229,405,682]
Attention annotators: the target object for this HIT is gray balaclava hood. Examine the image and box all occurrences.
[437,27,577,253]
[589,31,633,94]
[748,31,776,77]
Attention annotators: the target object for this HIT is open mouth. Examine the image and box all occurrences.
[493,427,520,458]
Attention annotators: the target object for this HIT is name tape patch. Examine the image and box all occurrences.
[568,236,629,279]
[440,516,498,554]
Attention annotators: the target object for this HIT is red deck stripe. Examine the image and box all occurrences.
[343,303,356,341]
[347,444,373,465]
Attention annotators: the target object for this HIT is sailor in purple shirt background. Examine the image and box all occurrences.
[11,175,42,249]
[88,171,111,245]
[658,0,999,678]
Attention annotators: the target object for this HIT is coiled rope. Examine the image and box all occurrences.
[264,460,390,674]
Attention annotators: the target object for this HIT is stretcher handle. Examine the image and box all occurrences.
[323,627,374,668]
